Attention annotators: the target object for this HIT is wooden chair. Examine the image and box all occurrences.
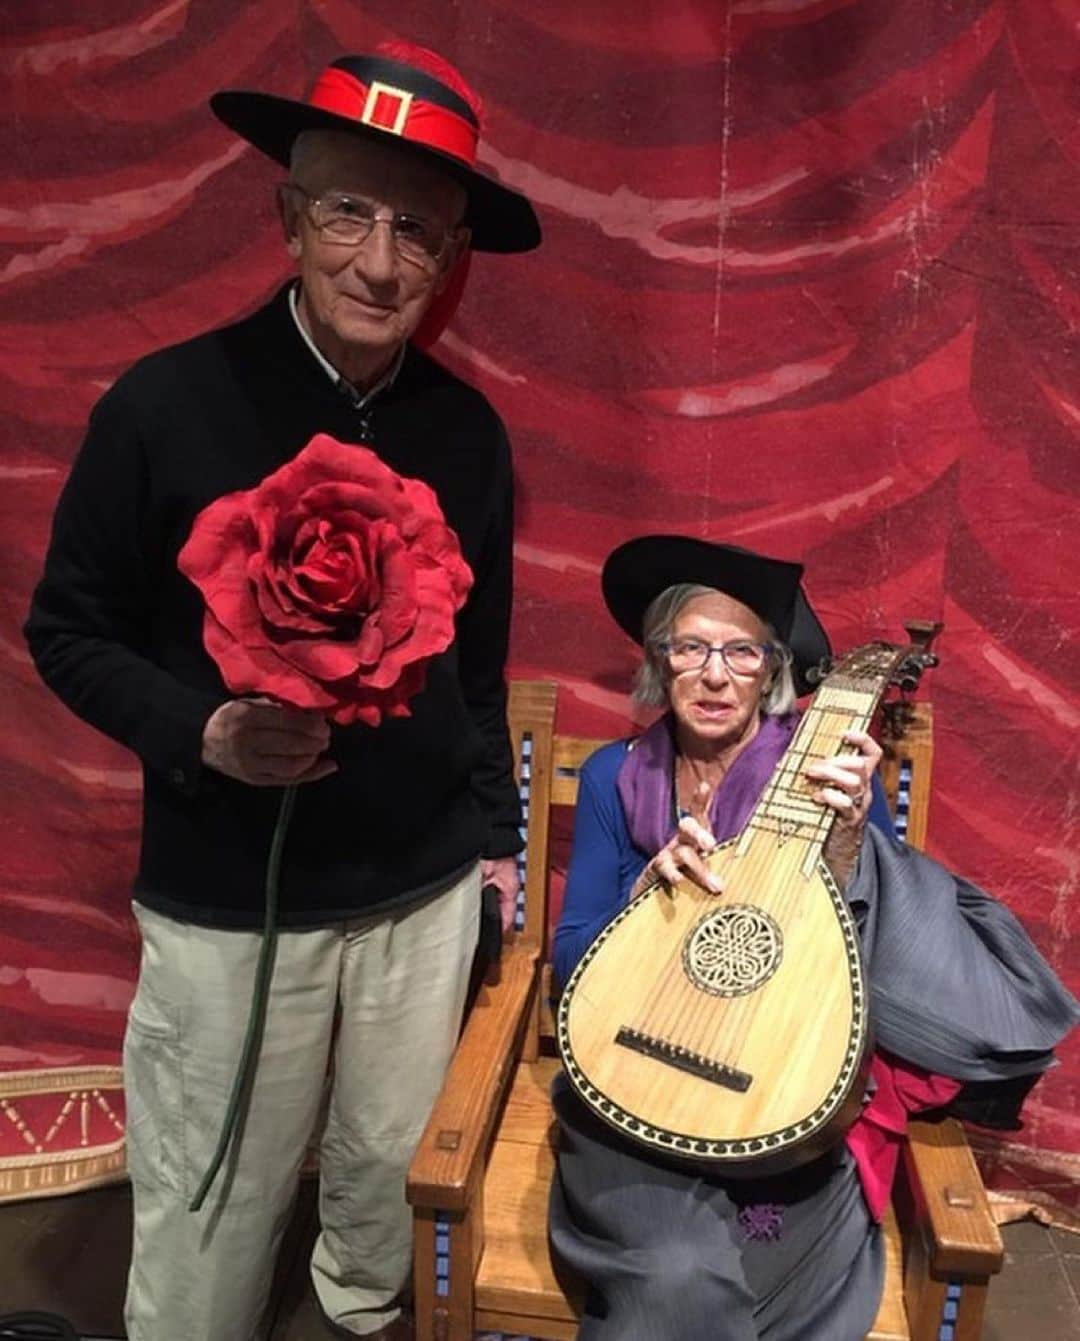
[407,681,1004,1341]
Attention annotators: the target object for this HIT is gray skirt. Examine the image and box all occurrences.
[549,1073,883,1341]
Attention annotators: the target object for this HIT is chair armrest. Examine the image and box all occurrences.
[898,1117,1004,1277]
[407,940,539,1213]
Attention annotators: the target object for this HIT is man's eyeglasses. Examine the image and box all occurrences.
[658,638,774,676]
[287,186,456,268]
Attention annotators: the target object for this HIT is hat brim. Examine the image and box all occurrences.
[210,90,541,255]
[601,535,831,697]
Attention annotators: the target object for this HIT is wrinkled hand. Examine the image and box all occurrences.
[201,698,337,786]
[630,781,723,901]
[481,855,520,935]
[805,730,882,887]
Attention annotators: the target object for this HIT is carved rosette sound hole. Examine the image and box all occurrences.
[682,905,783,997]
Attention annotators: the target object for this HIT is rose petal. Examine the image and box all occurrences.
[202,611,338,711]
[251,550,337,634]
[263,633,369,682]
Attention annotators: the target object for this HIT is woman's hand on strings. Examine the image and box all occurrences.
[805,730,882,886]
[630,780,723,900]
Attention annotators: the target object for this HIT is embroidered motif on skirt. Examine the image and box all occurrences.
[738,1202,785,1241]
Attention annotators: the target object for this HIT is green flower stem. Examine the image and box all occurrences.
[188,782,298,1213]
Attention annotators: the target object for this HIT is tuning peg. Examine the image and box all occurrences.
[896,665,923,694]
[903,620,944,654]
[803,658,832,687]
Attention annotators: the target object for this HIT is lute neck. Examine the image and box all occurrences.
[735,643,907,866]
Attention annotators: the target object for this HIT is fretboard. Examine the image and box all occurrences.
[736,644,907,865]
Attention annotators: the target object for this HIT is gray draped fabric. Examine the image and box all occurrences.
[853,826,1080,1091]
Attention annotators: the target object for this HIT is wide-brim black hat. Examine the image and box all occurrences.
[601,535,831,696]
[211,53,540,254]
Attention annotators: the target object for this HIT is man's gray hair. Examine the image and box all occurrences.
[632,582,796,715]
[289,130,327,183]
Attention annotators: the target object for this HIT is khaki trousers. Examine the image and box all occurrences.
[123,863,480,1340]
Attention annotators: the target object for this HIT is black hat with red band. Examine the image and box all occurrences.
[211,50,540,254]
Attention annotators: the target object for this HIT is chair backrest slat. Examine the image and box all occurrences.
[550,736,605,808]
[880,702,934,849]
[507,681,557,951]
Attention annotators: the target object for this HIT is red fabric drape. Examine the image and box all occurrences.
[2,1,1076,1220]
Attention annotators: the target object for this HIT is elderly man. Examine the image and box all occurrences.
[25,45,539,1341]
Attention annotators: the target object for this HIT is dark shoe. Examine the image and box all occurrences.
[360,1317,414,1341]
[321,1309,415,1341]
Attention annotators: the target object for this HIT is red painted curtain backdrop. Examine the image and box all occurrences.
[2,1,1077,1221]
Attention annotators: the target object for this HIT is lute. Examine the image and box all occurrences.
[557,631,939,1176]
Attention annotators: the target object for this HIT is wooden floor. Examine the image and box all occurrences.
[0,1180,1078,1339]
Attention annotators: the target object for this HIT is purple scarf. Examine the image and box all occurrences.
[615,711,800,856]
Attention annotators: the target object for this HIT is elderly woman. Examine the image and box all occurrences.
[549,536,1077,1341]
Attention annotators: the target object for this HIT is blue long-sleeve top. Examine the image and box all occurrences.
[552,737,895,990]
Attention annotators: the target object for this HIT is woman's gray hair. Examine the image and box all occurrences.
[632,583,796,716]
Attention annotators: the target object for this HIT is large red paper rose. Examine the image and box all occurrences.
[178,433,473,726]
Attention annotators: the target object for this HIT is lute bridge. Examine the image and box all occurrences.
[614,1026,753,1093]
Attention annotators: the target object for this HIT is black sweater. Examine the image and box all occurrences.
[25,286,522,928]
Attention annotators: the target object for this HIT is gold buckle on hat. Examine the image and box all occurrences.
[361,81,414,136]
